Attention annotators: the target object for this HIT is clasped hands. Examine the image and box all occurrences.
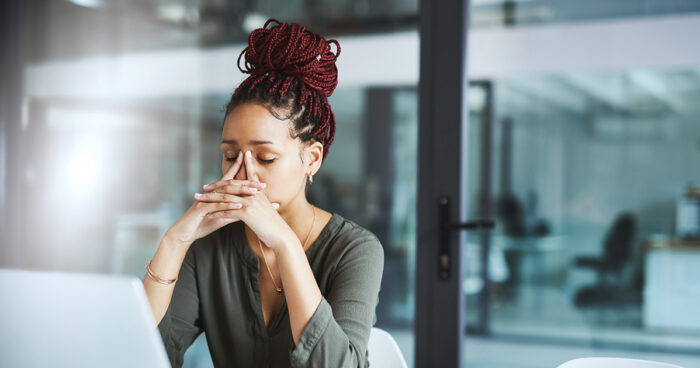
[194,150,296,252]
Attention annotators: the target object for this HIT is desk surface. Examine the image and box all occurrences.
[644,238,700,252]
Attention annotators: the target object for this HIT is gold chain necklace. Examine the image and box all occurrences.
[257,205,316,294]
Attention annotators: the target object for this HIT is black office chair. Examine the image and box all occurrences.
[573,213,638,308]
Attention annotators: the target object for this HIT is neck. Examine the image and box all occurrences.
[278,194,316,247]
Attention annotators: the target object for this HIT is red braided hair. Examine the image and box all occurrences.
[224,18,341,162]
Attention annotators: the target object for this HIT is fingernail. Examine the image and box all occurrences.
[246,187,258,193]
[203,184,210,189]
[258,182,266,188]
[246,150,251,158]
[272,203,279,209]
[194,193,203,198]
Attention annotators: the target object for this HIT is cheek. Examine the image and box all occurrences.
[259,165,303,194]
[258,167,284,187]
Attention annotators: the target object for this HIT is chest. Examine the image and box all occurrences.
[257,274,284,328]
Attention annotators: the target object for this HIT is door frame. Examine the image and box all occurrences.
[415,0,472,366]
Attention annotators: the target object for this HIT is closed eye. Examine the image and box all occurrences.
[224,156,275,163]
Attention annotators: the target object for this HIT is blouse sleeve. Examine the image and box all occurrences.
[288,234,385,368]
[157,244,203,368]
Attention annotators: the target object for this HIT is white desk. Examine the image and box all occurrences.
[643,241,700,330]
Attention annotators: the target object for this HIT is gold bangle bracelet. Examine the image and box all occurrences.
[145,259,177,285]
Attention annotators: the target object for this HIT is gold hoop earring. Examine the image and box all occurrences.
[308,174,313,185]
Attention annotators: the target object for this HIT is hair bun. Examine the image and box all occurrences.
[237,18,340,97]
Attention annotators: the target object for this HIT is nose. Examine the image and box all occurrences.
[233,161,247,181]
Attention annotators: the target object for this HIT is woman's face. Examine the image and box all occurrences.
[221,102,322,210]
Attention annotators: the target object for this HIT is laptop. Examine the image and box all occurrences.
[0,268,171,368]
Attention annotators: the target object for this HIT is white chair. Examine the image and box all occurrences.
[557,357,684,368]
[368,327,408,368]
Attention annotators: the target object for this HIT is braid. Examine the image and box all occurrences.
[225,19,340,162]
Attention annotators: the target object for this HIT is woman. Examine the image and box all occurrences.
[142,18,384,368]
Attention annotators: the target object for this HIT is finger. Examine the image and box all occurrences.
[206,204,245,220]
[206,210,245,223]
[207,209,243,219]
[200,201,243,213]
[244,150,259,182]
[221,150,244,181]
[205,202,278,219]
[195,191,249,203]
[209,217,241,227]
[203,179,266,192]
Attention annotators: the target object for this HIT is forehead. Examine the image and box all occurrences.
[221,103,293,146]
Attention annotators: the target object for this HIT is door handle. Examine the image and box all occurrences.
[438,196,495,280]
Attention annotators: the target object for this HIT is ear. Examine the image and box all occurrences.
[303,141,324,176]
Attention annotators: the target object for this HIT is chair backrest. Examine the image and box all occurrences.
[367,327,408,368]
[557,357,683,368]
[603,212,636,267]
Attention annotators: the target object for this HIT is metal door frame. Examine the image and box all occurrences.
[415,0,473,366]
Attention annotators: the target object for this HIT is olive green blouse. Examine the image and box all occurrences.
[157,212,384,368]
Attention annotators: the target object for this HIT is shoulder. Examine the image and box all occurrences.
[321,214,384,295]
[326,213,384,265]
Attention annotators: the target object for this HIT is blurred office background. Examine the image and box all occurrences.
[2,1,700,367]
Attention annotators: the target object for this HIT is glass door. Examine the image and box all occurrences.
[462,2,700,367]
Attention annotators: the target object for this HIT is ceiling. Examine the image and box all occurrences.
[22,0,700,63]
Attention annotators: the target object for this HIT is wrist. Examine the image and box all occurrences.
[162,231,192,251]
[149,236,190,280]
[271,232,302,256]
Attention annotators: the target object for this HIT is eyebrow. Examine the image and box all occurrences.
[220,139,276,146]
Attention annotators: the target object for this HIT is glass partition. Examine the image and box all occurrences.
[465,68,700,367]
[9,2,421,366]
